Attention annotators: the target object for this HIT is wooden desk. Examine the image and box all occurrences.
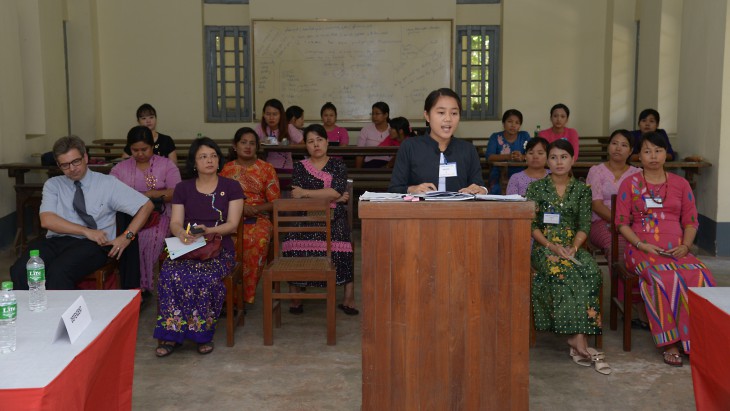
[359,200,534,410]
[491,160,712,194]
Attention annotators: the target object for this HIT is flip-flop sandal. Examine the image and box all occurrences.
[338,304,359,316]
[155,342,179,358]
[663,351,683,367]
[569,348,592,367]
[197,342,215,355]
[631,319,650,330]
[586,348,611,375]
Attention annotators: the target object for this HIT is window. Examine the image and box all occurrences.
[455,25,500,120]
[205,0,248,4]
[204,26,251,122]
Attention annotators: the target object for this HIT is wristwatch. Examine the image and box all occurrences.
[124,230,136,241]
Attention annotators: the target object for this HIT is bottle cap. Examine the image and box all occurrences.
[30,250,39,257]
[1,281,12,290]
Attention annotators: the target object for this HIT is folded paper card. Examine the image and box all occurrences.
[53,295,91,344]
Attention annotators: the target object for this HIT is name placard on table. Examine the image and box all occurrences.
[52,296,92,344]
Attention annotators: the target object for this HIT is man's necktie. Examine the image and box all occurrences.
[73,181,97,229]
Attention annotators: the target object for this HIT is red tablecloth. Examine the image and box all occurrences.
[0,291,140,411]
[689,288,730,411]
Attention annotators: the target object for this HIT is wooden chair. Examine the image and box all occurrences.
[262,198,337,345]
[223,221,246,347]
[82,258,119,289]
[529,245,603,349]
[608,194,639,351]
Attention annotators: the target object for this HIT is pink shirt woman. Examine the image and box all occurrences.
[538,103,580,159]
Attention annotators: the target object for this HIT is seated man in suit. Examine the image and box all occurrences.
[10,135,153,290]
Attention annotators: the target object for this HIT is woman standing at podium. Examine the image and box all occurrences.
[388,88,486,194]
[526,139,611,375]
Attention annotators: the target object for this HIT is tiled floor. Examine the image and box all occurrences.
[2,237,729,410]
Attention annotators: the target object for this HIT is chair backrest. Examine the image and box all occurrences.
[271,198,332,259]
[346,178,354,235]
[236,216,245,259]
[610,194,620,263]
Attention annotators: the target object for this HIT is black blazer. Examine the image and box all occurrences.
[388,135,485,193]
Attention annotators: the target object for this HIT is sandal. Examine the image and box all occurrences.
[631,319,650,330]
[155,342,179,358]
[587,348,612,375]
[569,348,592,367]
[338,304,359,316]
[663,351,683,367]
[197,342,215,355]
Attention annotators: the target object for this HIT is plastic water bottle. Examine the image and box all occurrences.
[27,249,47,312]
[0,281,17,353]
[534,125,541,138]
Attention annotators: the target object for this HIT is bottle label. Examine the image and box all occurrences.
[28,268,45,282]
[0,303,17,320]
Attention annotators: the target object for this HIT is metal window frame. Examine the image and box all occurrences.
[457,0,500,4]
[204,26,252,122]
[455,25,500,120]
[204,0,249,4]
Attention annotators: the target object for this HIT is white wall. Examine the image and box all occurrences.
[0,1,27,216]
[94,1,205,141]
[606,0,638,131]
[499,0,609,139]
[0,0,69,216]
[676,0,727,221]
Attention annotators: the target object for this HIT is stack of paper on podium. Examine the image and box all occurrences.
[164,236,206,260]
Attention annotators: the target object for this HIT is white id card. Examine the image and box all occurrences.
[439,162,457,178]
[645,198,664,208]
[543,213,561,224]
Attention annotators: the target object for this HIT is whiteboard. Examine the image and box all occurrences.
[252,20,453,121]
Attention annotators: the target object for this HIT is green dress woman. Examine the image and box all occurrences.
[526,139,609,374]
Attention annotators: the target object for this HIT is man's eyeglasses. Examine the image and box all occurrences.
[58,157,83,170]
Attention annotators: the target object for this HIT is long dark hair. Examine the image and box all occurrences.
[259,98,289,142]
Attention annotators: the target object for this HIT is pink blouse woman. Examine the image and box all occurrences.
[538,103,580,160]
[320,102,350,146]
[615,132,714,367]
[111,126,181,293]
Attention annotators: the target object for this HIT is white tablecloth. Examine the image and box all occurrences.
[0,290,137,389]
[689,287,730,315]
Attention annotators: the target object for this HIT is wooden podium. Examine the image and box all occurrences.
[359,200,535,410]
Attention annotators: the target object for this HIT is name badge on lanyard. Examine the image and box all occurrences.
[645,197,664,208]
[439,162,457,178]
[543,213,561,224]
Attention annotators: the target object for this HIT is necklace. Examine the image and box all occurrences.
[144,158,157,190]
[642,170,667,204]
[607,162,629,181]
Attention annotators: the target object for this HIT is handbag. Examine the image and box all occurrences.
[179,233,223,261]
[142,197,167,230]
